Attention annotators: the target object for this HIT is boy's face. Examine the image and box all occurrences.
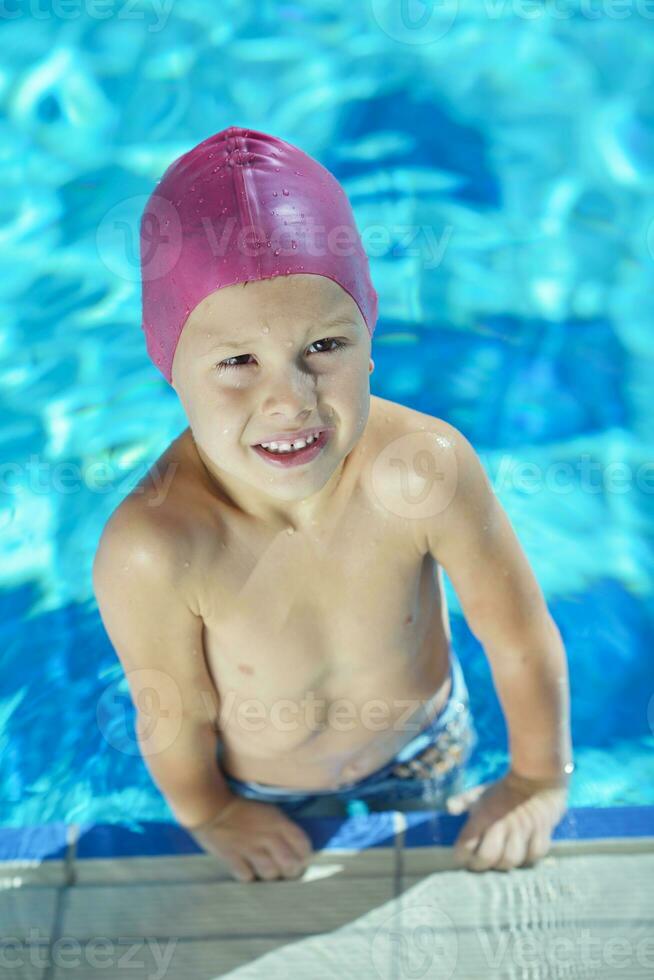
[171,274,373,526]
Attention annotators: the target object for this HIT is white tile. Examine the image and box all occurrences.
[398,851,654,926]
[74,854,233,885]
[0,945,46,980]
[0,886,59,941]
[73,846,396,885]
[49,937,300,980]
[59,874,397,941]
[0,860,67,887]
[192,859,654,980]
[400,836,654,876]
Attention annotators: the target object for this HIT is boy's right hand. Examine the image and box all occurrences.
[185,796,314,883]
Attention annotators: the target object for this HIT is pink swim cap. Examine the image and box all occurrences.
[139,125,379,384]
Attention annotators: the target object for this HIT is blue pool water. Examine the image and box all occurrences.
[1,5,653,829]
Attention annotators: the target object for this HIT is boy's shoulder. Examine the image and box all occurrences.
[97,428,200,566]
[368,396,480,546]
[371,394,453,436]
[369,394,463,482]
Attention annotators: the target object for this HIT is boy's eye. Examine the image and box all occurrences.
[215,337,347,373]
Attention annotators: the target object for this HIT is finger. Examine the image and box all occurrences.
[453,821,483,866]
[467,820,507,872]
[249,847,283,881]
[496,829,528,871]
[270,835,307,876]
[524,826,551,867]
[228,853,255,883]
[282,823,314,861]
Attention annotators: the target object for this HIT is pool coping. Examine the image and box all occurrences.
[1,804,652,866]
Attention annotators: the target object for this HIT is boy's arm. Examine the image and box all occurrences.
[92,506,236,830]
[422,421,573,786]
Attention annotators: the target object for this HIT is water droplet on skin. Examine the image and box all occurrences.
[272,191,278,197]
[274,249,280,256]
[282,188,290,196]
[183,561,190,567]
[286,527,295,535]
[262,326,270,333]
[275,167,280,172]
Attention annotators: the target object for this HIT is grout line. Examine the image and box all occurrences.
[64,823,78,887]
[42,825,79,980]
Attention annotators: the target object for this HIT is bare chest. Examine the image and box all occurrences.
[197,491,451,749]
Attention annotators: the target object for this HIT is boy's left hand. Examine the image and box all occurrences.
[445,770,569,871]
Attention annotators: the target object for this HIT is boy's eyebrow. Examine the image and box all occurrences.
[203,314,358,353]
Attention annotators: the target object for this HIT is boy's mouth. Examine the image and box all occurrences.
[251,429,331,468]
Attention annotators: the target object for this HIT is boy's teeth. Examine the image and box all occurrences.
[260,434,318,453]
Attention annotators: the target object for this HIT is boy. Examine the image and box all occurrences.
[93,126,573,884]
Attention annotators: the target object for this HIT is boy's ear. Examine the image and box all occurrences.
[369,358,374,373]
